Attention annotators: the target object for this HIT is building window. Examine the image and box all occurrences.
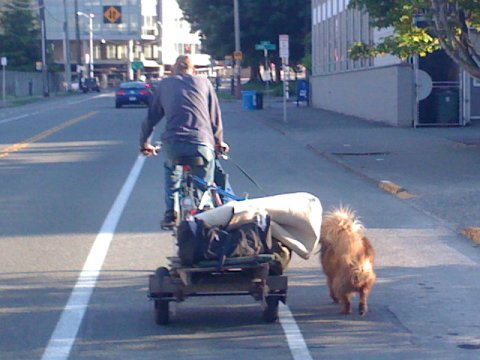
[94,44,100,62]
[107,44,116,59]
[117,45,127,60]
[312,0,372,75]
[144,45,154,59]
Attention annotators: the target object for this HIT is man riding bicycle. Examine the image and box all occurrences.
[139,55,229,229]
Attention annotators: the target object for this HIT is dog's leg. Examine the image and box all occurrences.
[340,294,352,314]
[330,289,339,303]
[359,287,370,316]
[327,278,339,303]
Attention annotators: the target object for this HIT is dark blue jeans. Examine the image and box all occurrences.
[162,142,215,212]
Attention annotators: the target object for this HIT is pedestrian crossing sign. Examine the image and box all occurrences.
[103,6,122,24]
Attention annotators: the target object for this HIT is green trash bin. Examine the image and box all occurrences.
[432,88,459,124]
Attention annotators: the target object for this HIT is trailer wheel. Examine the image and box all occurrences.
[263,295,279,323]
[155,267,170,278]
[154,299,170,325]
[154,267,171,325]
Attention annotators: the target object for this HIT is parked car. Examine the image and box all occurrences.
[146,79,162,92]
[115,81,151,108]
[82,77,100,93]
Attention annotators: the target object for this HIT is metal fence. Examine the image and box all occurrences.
[0,70,64,98]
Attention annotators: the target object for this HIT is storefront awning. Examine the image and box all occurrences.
[143,60,161,68]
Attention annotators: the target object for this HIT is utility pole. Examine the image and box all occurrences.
[88,15,94,78]
[157,0,163,68]
[38,0,49,97]
[74,0,83,88]
[77,12,95,78]
[63,0,72,91]
[233,0,241,99]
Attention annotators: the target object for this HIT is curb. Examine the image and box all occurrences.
[378,180,416,199]
[256,113,480,246]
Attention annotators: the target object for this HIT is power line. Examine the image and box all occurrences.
[44,6,63,23]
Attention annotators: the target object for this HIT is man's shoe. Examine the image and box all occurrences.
[161,210,177,229]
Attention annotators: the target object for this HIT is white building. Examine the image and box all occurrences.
[43,0,210,86]
[310,0,476,127]
[159,0,210,67]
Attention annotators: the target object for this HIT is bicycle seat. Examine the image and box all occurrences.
[174,156,204,167]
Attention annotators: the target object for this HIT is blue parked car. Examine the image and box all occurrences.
[115,81,151,108]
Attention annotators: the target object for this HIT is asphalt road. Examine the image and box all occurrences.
[1,93,480,359]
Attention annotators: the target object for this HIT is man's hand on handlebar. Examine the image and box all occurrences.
[215,141,230,159]
[140,143,159,156]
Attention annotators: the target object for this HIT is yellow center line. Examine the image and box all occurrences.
[0,111,98,159]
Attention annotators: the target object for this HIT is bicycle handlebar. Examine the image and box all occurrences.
[140,142,161,156]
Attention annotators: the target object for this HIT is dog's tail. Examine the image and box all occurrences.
[320,206,365,264]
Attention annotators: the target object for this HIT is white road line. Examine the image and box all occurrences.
[41,155,146,360]
[280,303,313,360]
[0,94,106,125]
[0,114,28,125]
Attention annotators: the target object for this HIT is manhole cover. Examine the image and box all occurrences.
[457,343,480,350]
[332,151,390,156]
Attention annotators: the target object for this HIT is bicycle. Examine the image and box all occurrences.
[141,143,242,229]
[171,154,245,227]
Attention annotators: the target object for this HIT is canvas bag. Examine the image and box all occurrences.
[177,212,272,267]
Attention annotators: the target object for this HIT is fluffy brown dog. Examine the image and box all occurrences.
[319,207,376,315]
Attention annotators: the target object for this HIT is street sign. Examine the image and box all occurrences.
[131,61,143,71]
[103,6,122,24]
[255,41,276,51]
[233,51,243,61]
[279,34,289,59]
[1,57,6,66]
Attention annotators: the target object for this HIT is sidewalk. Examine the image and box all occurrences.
[246,98,480,242]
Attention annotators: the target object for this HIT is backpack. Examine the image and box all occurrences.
[177,215,272,267]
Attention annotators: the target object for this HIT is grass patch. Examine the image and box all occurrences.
[9,96,45,106]
[242,80,297,97]
[215,78,302,99]
[1,91,82,108]
[216,90,237,100]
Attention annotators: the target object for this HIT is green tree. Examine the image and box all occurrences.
[0,0,41,71]
[177,0,311,81]
[349,0,480,78]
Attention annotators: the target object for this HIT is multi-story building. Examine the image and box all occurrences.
[43,0,210,87]
[311,0,478,127]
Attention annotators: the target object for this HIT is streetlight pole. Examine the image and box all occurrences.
[77,11,94,78]
[157,0,163,69]
[233,0,241,99]
[74,0,83,88]
[38,0,49,97]
[63,0,72,91]
[157,21,163,65]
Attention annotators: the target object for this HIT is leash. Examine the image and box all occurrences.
[226,155,268,196]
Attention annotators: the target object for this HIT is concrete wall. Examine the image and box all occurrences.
[1,71,64,97]
[310,64,415,127]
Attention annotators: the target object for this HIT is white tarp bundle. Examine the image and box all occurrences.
[195,192,322,259]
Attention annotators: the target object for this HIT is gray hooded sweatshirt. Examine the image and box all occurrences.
[139,74,224,150]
